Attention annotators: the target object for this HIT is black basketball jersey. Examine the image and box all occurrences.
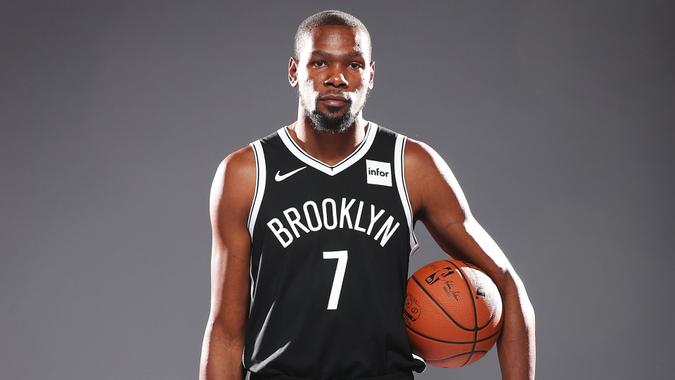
[242,122,427,380]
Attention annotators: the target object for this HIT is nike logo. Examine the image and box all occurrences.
[275,166,307,182]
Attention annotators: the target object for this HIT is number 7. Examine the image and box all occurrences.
[323,250,348,310]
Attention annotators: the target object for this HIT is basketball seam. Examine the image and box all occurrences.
[446,260,479,367]
[410,275,474,332]
[442,262,498,330]
[404,324,501,344]
[424,350,489,363]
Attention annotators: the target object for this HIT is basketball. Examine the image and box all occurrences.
[403,259,504,368]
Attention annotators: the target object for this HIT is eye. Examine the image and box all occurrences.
[311,60,327,68]
[350,62,364,69]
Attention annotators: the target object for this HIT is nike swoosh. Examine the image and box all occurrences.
[275,166,307,182]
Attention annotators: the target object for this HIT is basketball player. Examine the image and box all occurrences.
[199,10,535,380]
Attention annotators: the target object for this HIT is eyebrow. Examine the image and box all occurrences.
[310,50,365,58]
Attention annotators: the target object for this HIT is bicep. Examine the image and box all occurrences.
[408,139,514,287]
[207,148,256,339]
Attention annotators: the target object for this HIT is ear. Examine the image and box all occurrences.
[368,60,375,90]
[288,57,298,87]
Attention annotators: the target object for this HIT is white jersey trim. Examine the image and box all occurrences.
[276,122,378,176]
[247,140,266,240]
[394,134,420,256]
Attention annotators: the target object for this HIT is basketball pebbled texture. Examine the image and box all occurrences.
[403,259,504,367]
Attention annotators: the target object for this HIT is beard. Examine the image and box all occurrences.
[299,87,370,134]
[306,106,357,134]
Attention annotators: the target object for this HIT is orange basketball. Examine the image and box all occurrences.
[403,259,503,368]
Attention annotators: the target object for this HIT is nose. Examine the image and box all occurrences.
[323,67,348,88]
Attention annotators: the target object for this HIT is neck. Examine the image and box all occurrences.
[288,105,369,166]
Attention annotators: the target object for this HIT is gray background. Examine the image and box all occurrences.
[1,1,673,379]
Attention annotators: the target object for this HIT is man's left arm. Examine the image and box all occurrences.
[404,138,536,380]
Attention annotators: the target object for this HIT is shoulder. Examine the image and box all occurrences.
[372,121,446,176]
[377,123,439,171]
[209,143,257,220]
[400,135,470,219]
[211,126,283,203]
[385,132,445,219]
[214,144,256,187]
[402,136,444,180]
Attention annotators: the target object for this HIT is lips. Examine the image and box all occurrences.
[320,95,348,102]
[318,95,350,107]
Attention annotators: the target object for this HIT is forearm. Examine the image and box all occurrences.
[199,320,246,380]
[496,271,536,380]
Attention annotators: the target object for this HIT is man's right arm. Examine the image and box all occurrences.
[199,145,257,380]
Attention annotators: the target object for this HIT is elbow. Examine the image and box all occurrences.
[498,269,536,322]
[205,317,246,349]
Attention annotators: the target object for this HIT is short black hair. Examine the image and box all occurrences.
[293,10,371,61]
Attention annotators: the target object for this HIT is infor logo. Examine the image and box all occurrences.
[365,159,392,187]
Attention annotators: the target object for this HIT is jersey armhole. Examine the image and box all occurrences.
[246,140,267,241]
[394,134,420,256]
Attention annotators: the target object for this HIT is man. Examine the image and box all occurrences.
[199,10,535,380]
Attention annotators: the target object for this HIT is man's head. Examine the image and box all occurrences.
[288,10,374,133]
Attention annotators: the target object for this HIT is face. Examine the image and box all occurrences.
[289,25,375,133]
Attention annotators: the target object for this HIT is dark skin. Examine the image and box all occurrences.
[199,25,536,380]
